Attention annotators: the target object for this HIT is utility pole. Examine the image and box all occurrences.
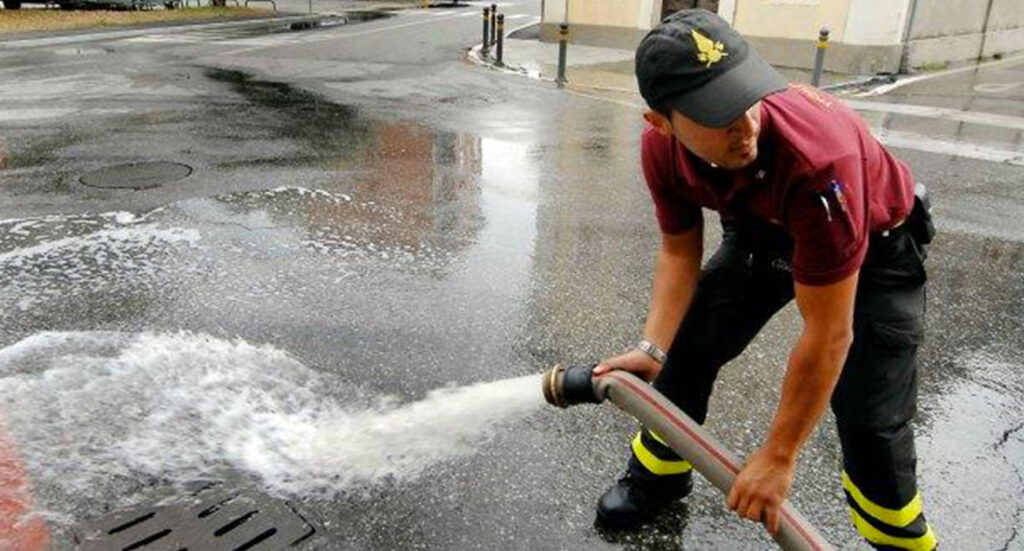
[977,0,997,63]
[898,0,920,74]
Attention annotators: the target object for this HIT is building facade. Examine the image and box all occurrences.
[539,0,1024,74]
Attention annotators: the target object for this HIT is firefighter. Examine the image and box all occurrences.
[592,10,938,550]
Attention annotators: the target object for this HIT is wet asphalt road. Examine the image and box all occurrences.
[1,3,1023,549]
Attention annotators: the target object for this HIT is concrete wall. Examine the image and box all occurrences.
[540,0,661,49]
[542,0,660,29]
[843,0,909,46]
[734,0,853,43]
[907,0,1024,67]
[538,23,651,50]
[732,0,910,73]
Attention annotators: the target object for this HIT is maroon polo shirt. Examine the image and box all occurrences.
[642,85,916,286]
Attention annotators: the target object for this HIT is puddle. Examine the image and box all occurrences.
[0,210,199,313]
[203,68,374,165]
[917,349,1024,550]
[0,178,483,319]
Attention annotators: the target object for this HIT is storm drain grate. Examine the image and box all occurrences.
[75,486,314,551]
[79,162,193,190]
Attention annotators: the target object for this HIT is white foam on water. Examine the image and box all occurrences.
[0,332,543,524]
[267,186,351,202]
[0,210,149,230]
[0,226,199,266]
[0,214,201,311]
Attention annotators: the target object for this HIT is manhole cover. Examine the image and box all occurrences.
[79,162,193,190]
[74,486,314,551]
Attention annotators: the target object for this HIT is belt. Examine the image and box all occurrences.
[879,217,906,238]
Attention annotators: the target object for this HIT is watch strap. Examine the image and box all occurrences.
[637,339,667,364]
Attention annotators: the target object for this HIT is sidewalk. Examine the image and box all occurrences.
[475,23,878,106]
[0,0,416,44]
[0,12,334,49]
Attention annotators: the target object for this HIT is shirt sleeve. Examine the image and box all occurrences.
[641,126,701,235]
[786,160,869,286]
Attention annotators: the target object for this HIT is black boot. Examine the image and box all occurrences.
[596,469,693,529]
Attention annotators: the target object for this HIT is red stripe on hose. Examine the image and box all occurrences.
[607,371,740,474]
[604,371,826,551]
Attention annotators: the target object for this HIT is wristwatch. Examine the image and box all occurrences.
[636,339,667,364]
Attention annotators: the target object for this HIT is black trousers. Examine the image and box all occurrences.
[628,222,937,550]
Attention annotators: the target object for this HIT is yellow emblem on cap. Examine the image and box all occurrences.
[692,29,728,68]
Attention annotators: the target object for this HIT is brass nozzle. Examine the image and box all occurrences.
[542,364,567,408]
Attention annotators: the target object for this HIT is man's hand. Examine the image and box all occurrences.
[726,446,796,535]
[593,348,662,382]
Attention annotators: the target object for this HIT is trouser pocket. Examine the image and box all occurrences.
[833,314,924,430]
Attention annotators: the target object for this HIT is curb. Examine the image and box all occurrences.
[465,18,552,83]
[820,73,898,94]
[853,52,1024,97]
[0,13,339,50]
[466,42,543,81]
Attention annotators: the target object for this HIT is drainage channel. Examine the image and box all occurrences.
[222,10,393,36]
[75,485,314,551]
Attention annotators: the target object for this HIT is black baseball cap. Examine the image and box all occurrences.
[635,9,788,128]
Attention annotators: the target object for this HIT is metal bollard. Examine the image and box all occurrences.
[811,27,829,87]
[482,7,491,56]
[490,3,497,46]
[496,14,505,66]
[556,22,569,88]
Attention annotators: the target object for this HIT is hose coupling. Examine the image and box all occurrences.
[541,364,603,408]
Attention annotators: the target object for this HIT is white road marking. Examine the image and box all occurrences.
[0,108,130,122]
[973,82,1022,94]
[0,108,77,122]
[845,100,1024,132]
[855,53,1024,97]
[505,16,540,35]
[0,59,95,76]
[875,129,1024,166]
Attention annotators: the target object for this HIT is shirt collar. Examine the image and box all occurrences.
[677,101,773,207]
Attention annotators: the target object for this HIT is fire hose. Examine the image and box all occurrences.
[541,364,835,551]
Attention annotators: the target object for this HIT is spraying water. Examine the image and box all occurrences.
[0,331,544,527]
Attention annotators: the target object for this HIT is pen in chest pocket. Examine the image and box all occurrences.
[816,180,849,223]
